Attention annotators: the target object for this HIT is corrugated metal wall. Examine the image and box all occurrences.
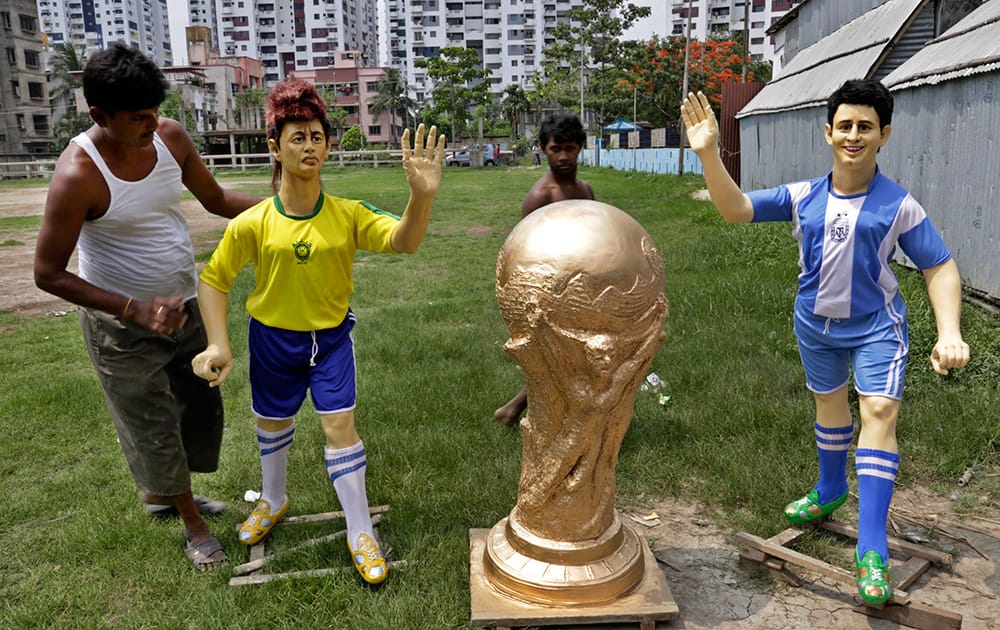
[783,0,888,60]
[721,81,765,185]
[883,75,1000,301]
[739,106,830,190]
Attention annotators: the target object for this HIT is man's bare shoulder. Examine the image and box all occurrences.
[50,139,103,198]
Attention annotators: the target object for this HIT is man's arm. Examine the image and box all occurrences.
[922,258,970,375]
[33,147,186,333]
[680,91,754,224]
[391,124,446,253]
[158,118,260,219]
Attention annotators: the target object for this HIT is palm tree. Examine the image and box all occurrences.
[367,68,415,149]
[49,42,85,110]
[501,84,531,140]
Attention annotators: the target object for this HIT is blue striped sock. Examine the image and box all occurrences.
[325,441,373,547]
[257,422,294,510]
[814,421,853,504]
[856,448,900,561]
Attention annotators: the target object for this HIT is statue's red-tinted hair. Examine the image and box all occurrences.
[265,77,332,190]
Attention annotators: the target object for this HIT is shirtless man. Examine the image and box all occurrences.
[494,112,595,427]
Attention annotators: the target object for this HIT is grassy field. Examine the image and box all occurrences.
[1,165,997,628]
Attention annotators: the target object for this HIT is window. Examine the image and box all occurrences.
[24,50,40,67]
[5,48,15,64]
[366,81,379,91]
[10,80,20,97]
[0,12,10,29]
[16,114,25,130]
[33,114,49,133]
[368,125,381,135]
[20,15,37,32]
[28,82,43,99]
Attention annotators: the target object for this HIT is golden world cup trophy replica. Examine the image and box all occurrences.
[469,199,678,627]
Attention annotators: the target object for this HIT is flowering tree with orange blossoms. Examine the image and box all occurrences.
[617,34,771,128]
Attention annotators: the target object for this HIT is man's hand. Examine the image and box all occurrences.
[192,344,233,387]
[129,296,187,335]
[680,91,720,155]
[401,123,446,198]
[930,335,970,375]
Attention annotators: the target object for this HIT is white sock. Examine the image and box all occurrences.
[256,421,294,510]
[325,440,374,547]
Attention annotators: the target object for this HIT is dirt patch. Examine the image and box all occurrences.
[0,184,230,318]
[632,484,999,629]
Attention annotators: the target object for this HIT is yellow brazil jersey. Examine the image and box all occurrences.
[200,193,400,331]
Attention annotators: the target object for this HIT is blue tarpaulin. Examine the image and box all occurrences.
[602,117,642,132]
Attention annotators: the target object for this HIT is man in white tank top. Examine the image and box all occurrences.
[34,43,260,571]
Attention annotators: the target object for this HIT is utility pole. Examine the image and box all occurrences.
[742,0,750,81]
[678,0,693,175]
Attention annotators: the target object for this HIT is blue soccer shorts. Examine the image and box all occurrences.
[247,312,358,419]
[793,296,909,400]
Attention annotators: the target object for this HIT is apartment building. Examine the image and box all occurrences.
[292,50,395,147]
[385,0,589,105]
[36,0,174,66]
[187,0,379,86]
[669,0,804,61]
[1,0,53,156]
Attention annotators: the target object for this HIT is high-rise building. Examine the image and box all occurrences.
[669,0,805,62]
[36,0,174,66]
[385,0,589,105]
[2,1,54,156]
[187,0,379,86]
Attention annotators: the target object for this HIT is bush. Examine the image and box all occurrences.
[340,125,366,151]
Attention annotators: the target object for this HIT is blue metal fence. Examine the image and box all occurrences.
[578,147,704,175]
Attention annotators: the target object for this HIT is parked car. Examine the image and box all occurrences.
[445,145,498,167]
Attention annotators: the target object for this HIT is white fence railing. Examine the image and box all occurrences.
[0,150,406,179]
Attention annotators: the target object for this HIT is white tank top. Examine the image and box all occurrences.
[73,131,196,301]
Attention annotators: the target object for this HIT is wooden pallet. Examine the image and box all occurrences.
[228,504,400,586]
[737,519,962,629]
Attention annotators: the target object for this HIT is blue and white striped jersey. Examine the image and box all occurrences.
[748,170,951,319]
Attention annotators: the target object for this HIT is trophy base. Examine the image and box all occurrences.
[469,526,678,628]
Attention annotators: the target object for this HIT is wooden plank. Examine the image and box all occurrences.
[819,520,953,567]
[279,504,390,526]
[735,531,911,606]
[894,557,932,591]
[768,527,811,547]
[738,552,802,587]
[234,514,383,575]
[229,560,407,586]
[853,600,963,630]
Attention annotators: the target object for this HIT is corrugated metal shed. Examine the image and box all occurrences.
[882,0,1000,88]
[738,0,930,117]
[879,0,1000,301]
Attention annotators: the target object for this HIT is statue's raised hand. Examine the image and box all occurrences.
[680,91,720,155]
[401,124,447,198]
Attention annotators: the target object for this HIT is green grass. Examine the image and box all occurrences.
[1,166,997,628]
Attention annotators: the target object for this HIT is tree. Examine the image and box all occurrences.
[501,84,531,140]
[233,87,267,130]
[50,110,91,151]
[415,47,492,142]
[616,33,770,128]
[538,0,652,127]
[340,124,366,151]
[327,106,349,145]
[49,42,85,109]
[367,68,415,149]
[160,89,205,152]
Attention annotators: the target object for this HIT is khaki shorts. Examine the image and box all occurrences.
[79,299,224,496]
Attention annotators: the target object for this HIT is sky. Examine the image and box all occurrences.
[165,0,665,67]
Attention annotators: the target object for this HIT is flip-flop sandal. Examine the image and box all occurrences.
[184,535,226,572]
[348,532,387,584]
[238,499,288,546]
[784,488,848,525]
[146,495,226,518]
[856,548,893,606]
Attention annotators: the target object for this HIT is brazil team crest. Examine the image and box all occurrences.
[293,239,312,263]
